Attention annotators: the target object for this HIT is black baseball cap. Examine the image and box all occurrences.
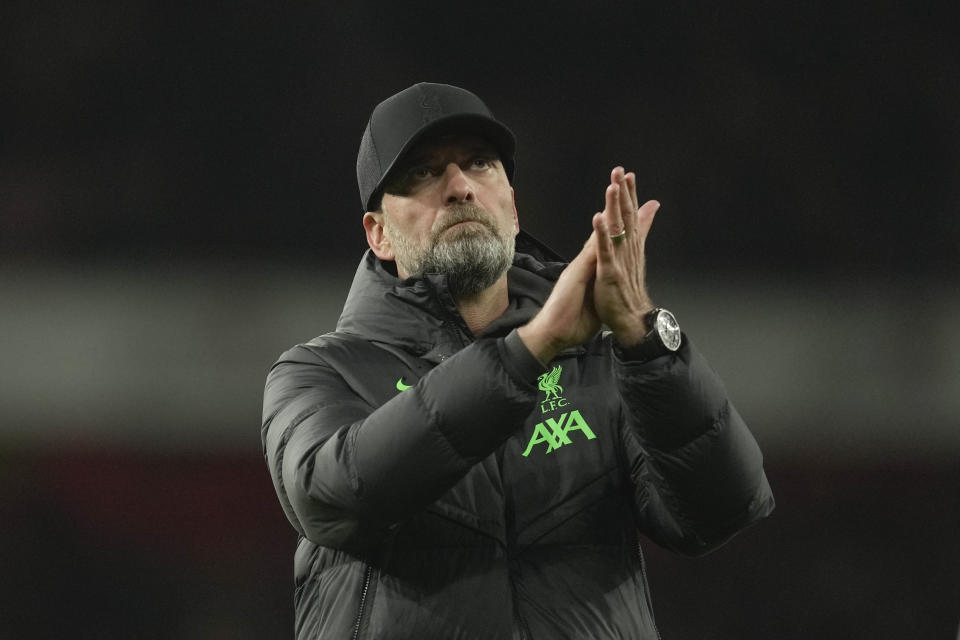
[357,82,516,212]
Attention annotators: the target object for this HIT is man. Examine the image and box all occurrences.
[262,82,774,639]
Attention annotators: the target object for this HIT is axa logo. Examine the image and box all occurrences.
[522,410,596,457]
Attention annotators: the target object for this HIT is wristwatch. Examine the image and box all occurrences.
[618,308,682,362]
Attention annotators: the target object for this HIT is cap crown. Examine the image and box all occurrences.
[357,83,516,211]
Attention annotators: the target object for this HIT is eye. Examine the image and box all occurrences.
[409,165,434,181]
[471,156,493,170]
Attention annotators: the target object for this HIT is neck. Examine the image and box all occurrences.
[455,273,510,335]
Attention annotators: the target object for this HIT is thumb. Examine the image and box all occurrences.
[564,231,598,281]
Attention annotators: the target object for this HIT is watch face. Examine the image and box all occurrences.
[655,310,682,351]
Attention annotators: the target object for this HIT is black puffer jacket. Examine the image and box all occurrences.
[262,241,774,639]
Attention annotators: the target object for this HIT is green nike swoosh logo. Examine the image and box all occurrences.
[396,378,412,391]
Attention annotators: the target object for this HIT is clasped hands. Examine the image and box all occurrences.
[518,166,661,365]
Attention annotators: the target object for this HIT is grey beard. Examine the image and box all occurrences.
[421,229,515,300]
[389,204,515,301]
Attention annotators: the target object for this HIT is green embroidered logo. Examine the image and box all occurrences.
[537,365,568,414]
[523,364,597,456]
[522,410,596,457]
[538,365,563,400]
[396,377,412,391]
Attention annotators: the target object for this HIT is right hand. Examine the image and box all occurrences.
[591,167,660,346]
[517,233,601,364]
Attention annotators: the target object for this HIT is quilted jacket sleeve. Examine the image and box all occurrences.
[261,333,541,548]
[616,336,775,556]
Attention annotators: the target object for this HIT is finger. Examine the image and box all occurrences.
[593,211,616,269]
[604,181,624,236]
[618,173,636,234]
[625,172,639,216]
[636,200,661,236]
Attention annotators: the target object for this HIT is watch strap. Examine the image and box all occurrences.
[613,308,680,363]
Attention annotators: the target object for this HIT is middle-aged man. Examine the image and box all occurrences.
[262,82,775,639]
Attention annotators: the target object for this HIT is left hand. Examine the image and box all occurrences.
[517,232,601,364]
[591,167,661,347]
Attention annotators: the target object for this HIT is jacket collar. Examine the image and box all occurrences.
[336,233,566,362]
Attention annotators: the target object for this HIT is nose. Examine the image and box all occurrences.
[442,163,474,204]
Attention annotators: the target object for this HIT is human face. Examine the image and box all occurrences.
[367,135,519,298]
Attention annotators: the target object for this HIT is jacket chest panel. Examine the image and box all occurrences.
[503,356,626,544]
[345,346,625,548]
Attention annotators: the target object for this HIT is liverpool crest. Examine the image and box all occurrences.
[537,365,568,414]
[538,365,563,400]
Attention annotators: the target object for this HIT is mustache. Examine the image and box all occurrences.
[431,204,497,238]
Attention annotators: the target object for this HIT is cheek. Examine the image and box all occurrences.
[495,194,518,232]
[402,219,437,250]
[387,207,429,241]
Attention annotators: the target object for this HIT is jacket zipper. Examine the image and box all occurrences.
[511,580,530,640]
[637,540,662,640]
[351,564,374,640]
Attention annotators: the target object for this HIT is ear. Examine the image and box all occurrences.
[510,187,519,236]
[363,212,396,261]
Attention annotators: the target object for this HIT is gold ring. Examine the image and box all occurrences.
[610,230,627,244]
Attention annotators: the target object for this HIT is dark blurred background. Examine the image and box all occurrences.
[1,2,957,638]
